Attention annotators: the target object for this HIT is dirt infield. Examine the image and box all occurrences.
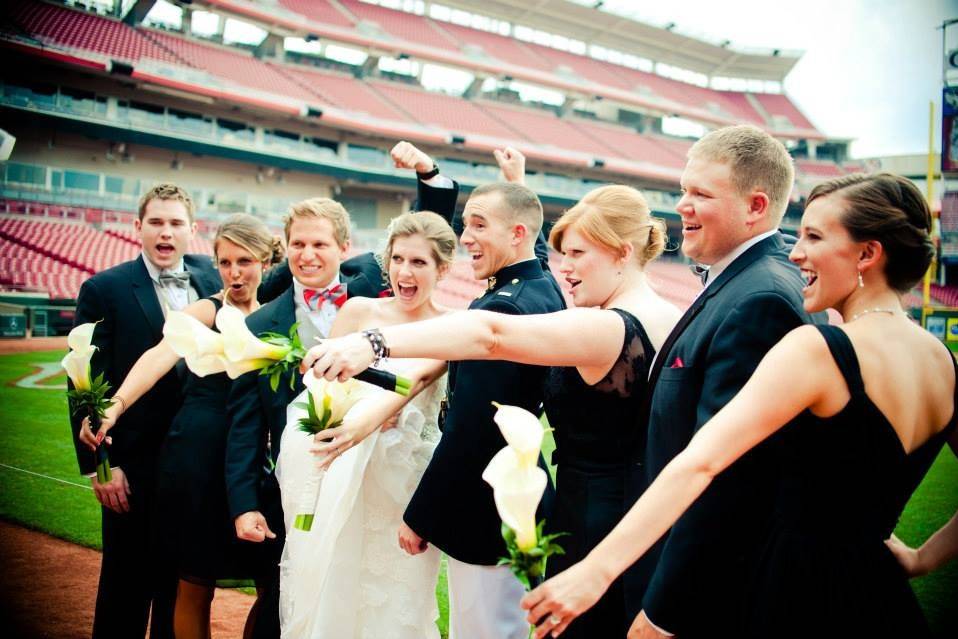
[0,337,68,355]
[0,520,254,638]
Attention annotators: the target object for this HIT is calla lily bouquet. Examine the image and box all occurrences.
[216,305,305,391]
[483,403,566,590]
[290,370,371,531]
[62,322,113,483]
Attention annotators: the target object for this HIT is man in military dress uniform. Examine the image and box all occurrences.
[316,141,566,639]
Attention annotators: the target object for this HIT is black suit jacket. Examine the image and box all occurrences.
[639,233,816,635]
[69,254,221,479]
[403,259,566,565]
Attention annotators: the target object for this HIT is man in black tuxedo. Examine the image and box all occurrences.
[632,125,818,638]
[69,184,220,639]
[224,190,456,637]
[383,142,566,639]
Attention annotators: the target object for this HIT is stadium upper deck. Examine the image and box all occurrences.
[1,0,840,191]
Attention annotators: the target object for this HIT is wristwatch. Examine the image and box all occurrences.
[416,162,440,180]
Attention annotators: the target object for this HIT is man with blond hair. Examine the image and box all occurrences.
[630,125,818,638]
[70,183,221,638]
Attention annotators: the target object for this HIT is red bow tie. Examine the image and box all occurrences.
[303,283,347,311]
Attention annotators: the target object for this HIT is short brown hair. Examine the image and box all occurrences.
[807,173,934,293]
[469,182,543,237]
[382,211,457,269]
[550,185,666,267]
[689,125,794,223]
[284,197,351,247]
[138,183,195,223]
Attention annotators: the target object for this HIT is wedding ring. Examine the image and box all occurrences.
[548,614,561,625]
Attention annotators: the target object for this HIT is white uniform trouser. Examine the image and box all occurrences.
[447,556,528,639]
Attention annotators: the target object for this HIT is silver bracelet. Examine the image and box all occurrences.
[361,329,390,365]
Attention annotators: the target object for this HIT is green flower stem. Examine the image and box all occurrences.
[88,409,112,483]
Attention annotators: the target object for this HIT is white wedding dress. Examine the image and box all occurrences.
[275,360,445,639]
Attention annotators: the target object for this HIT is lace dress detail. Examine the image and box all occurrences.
[276,359,446,639]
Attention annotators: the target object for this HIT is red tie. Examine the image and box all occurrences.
[303,283,347,311]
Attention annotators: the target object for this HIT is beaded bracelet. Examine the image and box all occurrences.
[361,328,390,365]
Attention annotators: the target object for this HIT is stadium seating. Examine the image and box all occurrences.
[2,0,831,181]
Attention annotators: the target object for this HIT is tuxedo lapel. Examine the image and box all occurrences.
[648,293,707,390]
[130,259,165,340]
[649,235,783,390]
[185,254,219,298]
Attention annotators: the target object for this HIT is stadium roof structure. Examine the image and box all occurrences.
[434,0,802,82]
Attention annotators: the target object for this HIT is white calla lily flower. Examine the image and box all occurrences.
[61,349,93,391]
[61,322,99,390]
[184,353,228,377]
[303,370,368,427]
[164,311,225,361]
[483,447,547,551]
[222,356,274,379]
[66,321,97,355]
[216,304,290,362]
[492,403,544,469]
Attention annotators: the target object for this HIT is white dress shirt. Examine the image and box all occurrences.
[293,276,343,343]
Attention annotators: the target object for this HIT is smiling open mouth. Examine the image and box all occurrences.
[397,284,417,298]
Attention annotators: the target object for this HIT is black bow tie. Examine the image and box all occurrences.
[689,263,710,285]
[159,271,190,289]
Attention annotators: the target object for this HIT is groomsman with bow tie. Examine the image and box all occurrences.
[69,184,222,639]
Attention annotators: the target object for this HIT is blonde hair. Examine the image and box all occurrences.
[214,213,284,265]
[382,211,457,269]
[138,183,195,223]
[549,185,666,267]
[688,124,794,223]
[283,198,351,247]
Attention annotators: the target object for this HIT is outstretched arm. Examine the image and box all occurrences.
[303,307,625,382]
[520,325,829,637]
[77,298,218,450]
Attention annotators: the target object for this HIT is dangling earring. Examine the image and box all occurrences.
[857,271,864,288]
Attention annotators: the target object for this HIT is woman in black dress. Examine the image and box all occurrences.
[80,213,282,639]
[305,184,682,637]
[523,173,957,638]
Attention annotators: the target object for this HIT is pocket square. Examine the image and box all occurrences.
[670,357,684,368]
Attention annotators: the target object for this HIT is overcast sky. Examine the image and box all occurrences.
[604,0,956,159]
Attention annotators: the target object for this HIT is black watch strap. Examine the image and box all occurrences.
[416,162,440,180]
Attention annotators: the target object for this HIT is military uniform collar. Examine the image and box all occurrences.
[487,258,542,292]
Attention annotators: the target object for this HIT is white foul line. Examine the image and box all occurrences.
[0,463,92,490]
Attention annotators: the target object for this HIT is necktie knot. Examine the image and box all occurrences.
[689,263,709,286]
[159,271,190,289]
[303,283,347,311]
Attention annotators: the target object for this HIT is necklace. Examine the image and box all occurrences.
[849,307,901,322]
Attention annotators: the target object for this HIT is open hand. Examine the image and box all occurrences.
[91,467,131,513]
[390,141,434,174]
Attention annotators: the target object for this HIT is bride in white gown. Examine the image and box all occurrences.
[275,212,457,639]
